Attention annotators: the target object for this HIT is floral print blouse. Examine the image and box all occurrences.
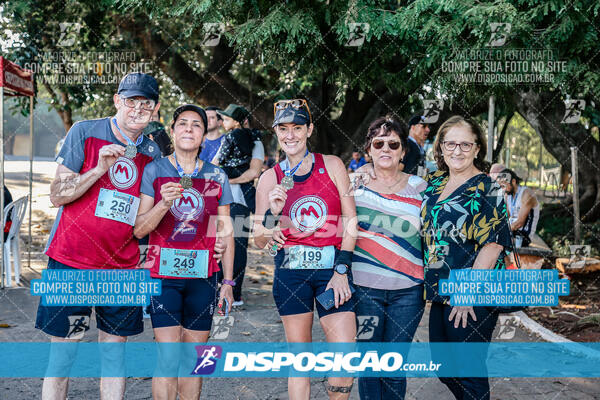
[421,170,512,303]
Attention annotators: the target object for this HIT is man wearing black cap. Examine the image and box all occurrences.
[37,72,161,400]
[401,114,430,176]
[143,110,173,156]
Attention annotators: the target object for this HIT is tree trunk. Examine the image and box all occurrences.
[42,81,73,132]
[492,112,513,163]
[515,89,600,221]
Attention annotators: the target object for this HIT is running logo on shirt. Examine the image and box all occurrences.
[289,196,328,232]
[109,157,138,189]
[170,188,205,220]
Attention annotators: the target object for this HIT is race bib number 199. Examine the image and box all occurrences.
[95,188,140,226]
[287,245,335,269]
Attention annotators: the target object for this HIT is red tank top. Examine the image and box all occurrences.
[274,153,343,248]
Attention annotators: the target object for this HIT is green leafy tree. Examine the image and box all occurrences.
[3,0,600,219]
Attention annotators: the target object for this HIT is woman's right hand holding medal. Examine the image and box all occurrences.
[159,182,184,208]
[268,185,288,216]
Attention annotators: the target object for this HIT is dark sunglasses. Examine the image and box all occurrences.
[372,139,401,150]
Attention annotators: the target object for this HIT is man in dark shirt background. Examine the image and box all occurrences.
[400,114,430,176]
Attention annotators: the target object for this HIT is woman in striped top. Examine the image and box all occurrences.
[351,117,427,400]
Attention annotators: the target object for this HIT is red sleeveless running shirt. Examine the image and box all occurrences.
[273,153,343,248]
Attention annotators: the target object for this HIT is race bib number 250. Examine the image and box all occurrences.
[95,188,140,226]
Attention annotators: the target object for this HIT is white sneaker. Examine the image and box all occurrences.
[232,300,244,307]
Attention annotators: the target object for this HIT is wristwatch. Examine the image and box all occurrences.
[222,279,236,287]
[334,264,349,275]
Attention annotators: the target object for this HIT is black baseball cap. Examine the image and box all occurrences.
[117,73,159,102]
[217,104,250,124]
[408,114,426,127]
[205,106,223,121]
[272,107,311,128]
[172,104,208,130]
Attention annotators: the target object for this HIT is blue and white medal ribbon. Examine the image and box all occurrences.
[112,117,143,159]
[280,149,309,190]
[174,153,200,189]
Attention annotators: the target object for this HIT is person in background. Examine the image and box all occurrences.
[497,168,539,248]
[348,149,367,172]
[199,106,224,162]
[214,104,264,306]
[421,116,511,400]
[401,114,430,176]
[143,110,173,156]
[489,163,506,181]
[213,104,261,183]
[351,117,426,399]
[264,154,276,170]
[3,185,13,241]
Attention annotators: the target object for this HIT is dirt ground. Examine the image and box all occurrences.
[526,272,600,342]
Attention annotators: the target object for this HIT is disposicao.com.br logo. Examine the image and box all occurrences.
[222,351,441,374]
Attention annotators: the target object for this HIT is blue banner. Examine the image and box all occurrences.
[3,342,600,378]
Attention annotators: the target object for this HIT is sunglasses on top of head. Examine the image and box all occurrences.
[273,99,312,122]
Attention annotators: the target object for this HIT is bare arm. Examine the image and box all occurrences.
[472,243,504,269]
[50,144,125,207]
[217,204,235,313]
[325,155,357,252]
[324,155,357,308]
[133,183,182,239]
[252,169,279,249]
[511,189,538,231]
[217,204,234,281]
[229,158,262,184]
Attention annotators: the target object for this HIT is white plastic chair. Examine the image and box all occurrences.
[3,195,28,287]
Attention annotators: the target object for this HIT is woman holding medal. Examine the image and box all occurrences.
[134,104,235,400]
[253,99,358,399]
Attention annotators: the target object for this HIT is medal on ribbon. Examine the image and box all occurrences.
[281,175,294,190]
[180,176,193,190]
[112,117,143,159]
[174,153,200,190]
[281,150,309,191]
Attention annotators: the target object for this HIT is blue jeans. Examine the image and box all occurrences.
[354,284,425,400]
